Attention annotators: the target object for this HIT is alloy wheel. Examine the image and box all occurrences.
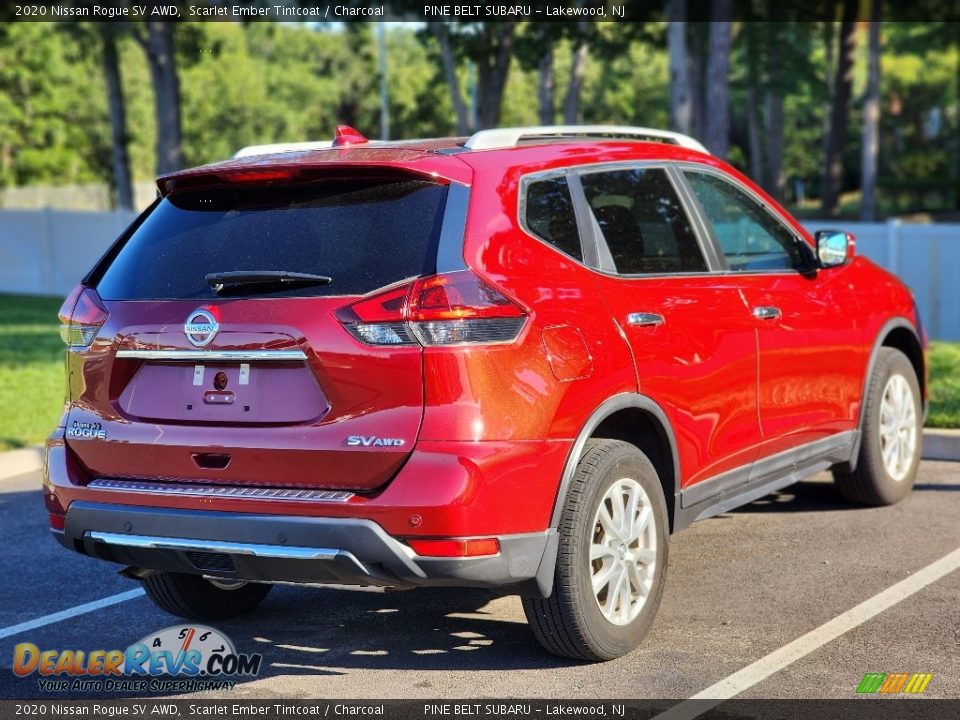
[879,373,917,482]
[589,478,657,626]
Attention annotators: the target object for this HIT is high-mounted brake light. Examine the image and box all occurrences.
[58,286,108,347]
[222,169,294,184]
[336,270,527,347]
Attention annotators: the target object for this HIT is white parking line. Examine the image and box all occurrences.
[655,545,960,720]
[0,588,145,641]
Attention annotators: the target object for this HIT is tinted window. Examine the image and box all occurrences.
[684,172,808,272]
[580,168,706,274]
[524,175,582,261]
[96,179,448,300]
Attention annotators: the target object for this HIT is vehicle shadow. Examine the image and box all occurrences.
[726,479,858,514]
[914,483,960,491]
[211,583,576,680]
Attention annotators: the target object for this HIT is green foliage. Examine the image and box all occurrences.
[0,23,110,189]
[0,20,957,213]
[927,342,960,429]
[0,294,65,451]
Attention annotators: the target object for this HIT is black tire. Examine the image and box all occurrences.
[522,439,669,662]
[143,572,271,621]
[833,347,922,506]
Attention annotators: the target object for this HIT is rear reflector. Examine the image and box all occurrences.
[58,286,108,347]
[48,513,65,531]
[408,538,501,557]
[337,271,527,347]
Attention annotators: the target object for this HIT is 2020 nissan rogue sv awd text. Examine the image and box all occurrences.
[46,125,926,661]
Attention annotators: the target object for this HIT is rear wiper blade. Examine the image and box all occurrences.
[206,271,333,292]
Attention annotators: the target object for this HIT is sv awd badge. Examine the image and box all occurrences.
[346,435,406,447]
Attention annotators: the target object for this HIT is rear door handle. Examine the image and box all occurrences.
[626,312,665,327]
[752,306,782,320]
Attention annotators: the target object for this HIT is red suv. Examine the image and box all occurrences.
[46,125,926,661]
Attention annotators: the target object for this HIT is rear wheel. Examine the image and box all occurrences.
[522,439,669,661]
[834,348,922,505]
[143,572,271,621]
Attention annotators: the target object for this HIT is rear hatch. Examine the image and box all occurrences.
[64,172,449,491]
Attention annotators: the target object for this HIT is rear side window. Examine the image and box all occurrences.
[95,179,448,300]
[523,175,582,261]
[579,168,706,275]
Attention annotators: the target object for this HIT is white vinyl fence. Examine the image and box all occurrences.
[0,209,137,298]
[0,210,958,340]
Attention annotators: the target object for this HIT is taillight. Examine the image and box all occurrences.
[58,286,108,347]
[336,271,527,347]
[340,282,418,346]
[407,271,526,346]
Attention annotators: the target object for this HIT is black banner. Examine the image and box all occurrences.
[1,700,959,720]
[3,1,960,23]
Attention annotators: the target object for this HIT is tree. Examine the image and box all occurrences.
[100,24,133,209]
[860,1,882,220]
[130,8,183,175]
[666,1,691,134]
[763,12,787,202]
[562,20,589,124]
[704,2,733,158]
[514,23,559,125]
[820,1,858,215]
[431,23,471,134]
[538,46,555,124]
[474,23,515,129]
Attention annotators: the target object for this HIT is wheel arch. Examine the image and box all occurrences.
[526,393,680,600]
[864,318,926,423]
[549,394,681,533]
[880,324,926,408]
[838,317,925,474]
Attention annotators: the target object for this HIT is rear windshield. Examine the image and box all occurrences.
[95,178,448,300]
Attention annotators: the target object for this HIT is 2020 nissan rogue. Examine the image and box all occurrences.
[46,125,925,661]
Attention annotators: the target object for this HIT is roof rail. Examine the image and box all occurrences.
[463,125,709,154]
[232,141,334,159]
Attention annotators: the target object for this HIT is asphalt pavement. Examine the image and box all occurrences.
[1,461,958,702]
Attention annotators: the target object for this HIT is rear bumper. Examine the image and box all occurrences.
[56,502,558,596]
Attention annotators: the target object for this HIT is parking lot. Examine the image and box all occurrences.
[1,461,958,703]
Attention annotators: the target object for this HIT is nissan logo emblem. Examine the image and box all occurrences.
[184,308,218,347]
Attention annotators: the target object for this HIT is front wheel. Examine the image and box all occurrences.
[143,572,271,621]
[834,347,922,505]
[522,439,669,661]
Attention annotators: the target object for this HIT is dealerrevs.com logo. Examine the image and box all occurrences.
[13,625,261,693]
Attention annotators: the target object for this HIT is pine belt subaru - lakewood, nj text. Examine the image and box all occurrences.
[46,125,926,661]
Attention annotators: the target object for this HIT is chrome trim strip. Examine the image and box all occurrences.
[115,349,307,362]
[88,531,338,560]
[87,478,353,503]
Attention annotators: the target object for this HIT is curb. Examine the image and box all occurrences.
[0,429,957,482]
[0,446,44,481]
[922,429,960,462]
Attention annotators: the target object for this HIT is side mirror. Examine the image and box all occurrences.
[815,230,855,268]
